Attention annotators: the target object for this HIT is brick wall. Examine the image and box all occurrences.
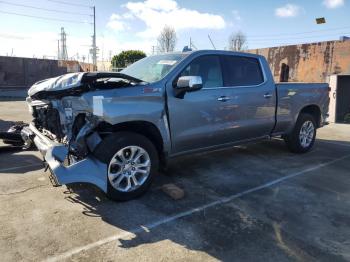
[247,40,350,82]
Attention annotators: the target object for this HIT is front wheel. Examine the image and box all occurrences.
[93,132,159,201]
[284,113,316,153]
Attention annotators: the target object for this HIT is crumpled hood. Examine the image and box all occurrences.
[28,73,84,97]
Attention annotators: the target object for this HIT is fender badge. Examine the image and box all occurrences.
[143,87,161,94]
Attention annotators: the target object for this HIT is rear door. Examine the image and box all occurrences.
[220,55,276,141]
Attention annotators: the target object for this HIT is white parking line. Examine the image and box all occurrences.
[44,153,350,262]
[0,163,42,173]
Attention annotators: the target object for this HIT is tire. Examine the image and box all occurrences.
[93,132,159,201]
[284,113,317,153]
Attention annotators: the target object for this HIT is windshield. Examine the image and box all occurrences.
[121,53,188,83]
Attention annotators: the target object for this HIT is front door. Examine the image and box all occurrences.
[166,55,236,154]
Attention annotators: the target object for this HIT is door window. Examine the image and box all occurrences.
[279,63,289,82]
[222,56,264,87]
[180,56,223,88]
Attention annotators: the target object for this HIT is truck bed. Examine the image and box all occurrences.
[274,82,329,134]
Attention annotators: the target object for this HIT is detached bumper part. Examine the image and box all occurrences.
[322,113,330,126]
[29,123,108,192]
[0,124,27,147]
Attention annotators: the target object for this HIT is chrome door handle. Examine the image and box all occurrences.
[264,93,272,98]
[217,96,230,102]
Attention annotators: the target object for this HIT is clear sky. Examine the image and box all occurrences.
[0,0,349,61]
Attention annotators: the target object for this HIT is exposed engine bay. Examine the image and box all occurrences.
[28,97,100,159]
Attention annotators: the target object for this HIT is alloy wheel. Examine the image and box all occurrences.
[108,146,151,192]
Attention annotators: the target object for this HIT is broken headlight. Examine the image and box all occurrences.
[54,73,83,90]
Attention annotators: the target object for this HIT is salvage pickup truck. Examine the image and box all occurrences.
[20,50,329,200]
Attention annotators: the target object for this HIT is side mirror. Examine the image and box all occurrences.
[176,76,203,91]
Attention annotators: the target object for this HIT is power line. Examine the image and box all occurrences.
[248,32,350,42]
[249,40,338,49]
[248,26,350,39]
[0,10,93,24]
[0,33,29,40]
[0,1,92,16]
[47,0,92,8]
[46,0,96,68]
[248,37,346,48]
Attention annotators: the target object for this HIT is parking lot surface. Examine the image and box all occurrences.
[1,101,350,262]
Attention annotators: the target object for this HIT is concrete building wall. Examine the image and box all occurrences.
[97,61,112,71]
[59,60,95,73]
[0,56,94,89]
[247,40,350,83]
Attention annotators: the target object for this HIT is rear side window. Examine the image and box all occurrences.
[222,56,264,87]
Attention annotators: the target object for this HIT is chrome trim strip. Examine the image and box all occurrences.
[170,135,270,158]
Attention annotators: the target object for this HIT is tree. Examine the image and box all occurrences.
[157,25,177,53]
[111,50,146,68]
[228,31,247,51]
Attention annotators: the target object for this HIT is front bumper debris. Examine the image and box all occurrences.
[28,123,108,192]
[0,123,27,147]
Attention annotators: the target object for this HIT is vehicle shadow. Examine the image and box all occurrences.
[0,119,20,131]
[0,96,26,102]
[0,150,43,173]
[3,135,343,260]
[315,138,350,148]
[0,145,23,154]
[58,137,350,260]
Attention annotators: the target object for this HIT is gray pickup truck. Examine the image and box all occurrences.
[21,50,329,201]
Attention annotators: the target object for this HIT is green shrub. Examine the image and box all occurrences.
[111,50,146,68]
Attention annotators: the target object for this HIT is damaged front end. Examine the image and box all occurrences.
[25,72,144,192]
[28,96,102,158]
[29,121,107,191]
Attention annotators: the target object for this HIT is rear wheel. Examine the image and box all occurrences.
[93,132,159,201]
[284,113,316,153]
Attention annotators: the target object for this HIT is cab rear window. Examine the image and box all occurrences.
[222,56,264,87]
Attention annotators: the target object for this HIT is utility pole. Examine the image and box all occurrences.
[189,37,197,50]
[151,45,160,55]
[60,27,68,60]
[92,6,97,70]
[57,40,60,60]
